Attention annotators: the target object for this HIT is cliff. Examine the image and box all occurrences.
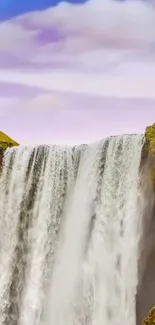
[0,131,19,167]
[0,131,19,148]
[138,124,155,325]
[142,307,155,324]
[145,124,155,153]
[140,124,155,191]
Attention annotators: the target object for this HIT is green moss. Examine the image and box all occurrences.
[0,131,19,148]
[142,307,155,324]
[145,124,155,153]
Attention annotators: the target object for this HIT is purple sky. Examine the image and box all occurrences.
[0,0,155,144]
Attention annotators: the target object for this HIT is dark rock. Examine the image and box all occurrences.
[0,147,6,169]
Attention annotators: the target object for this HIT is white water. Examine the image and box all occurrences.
[0,135,144,325]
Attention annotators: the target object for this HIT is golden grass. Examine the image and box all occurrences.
[0,131,19,148]
[145,124,155,153]
[142,307,155,324]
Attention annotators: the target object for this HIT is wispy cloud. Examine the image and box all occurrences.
[0,0,154,70]
[0,0,155,143]
[1,82,155,144]
[0,68,155,99]
[0,0,154,97]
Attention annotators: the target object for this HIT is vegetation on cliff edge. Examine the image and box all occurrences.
[0,131,19,148]
[142,307,155,325]
[145,124,155,153]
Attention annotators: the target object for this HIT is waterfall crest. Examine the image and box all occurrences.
[0,135,144,325]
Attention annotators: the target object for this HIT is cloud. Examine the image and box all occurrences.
[0,68,155,99]
[1,87,155,145]
[0,0,155,103]
[0,82,46,98]
[0,0,155,145]
[21,92,73,111]
[0,0,154,70]
[18,0,155,49]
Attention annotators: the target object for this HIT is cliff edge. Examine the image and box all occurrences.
[142,307,155,324]
[140,123,155,191]
[0,131,19,167]
[0,131,19,149]
[138,124,155,325]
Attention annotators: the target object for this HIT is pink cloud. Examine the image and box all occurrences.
[1,85,155,145]
[0,0,155,144]
[0,0,154,70]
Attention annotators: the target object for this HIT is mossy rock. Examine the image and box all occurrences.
[142,307,155,324]
[0,131,19,149]
[145,124,155,153]
[141,124,155,190]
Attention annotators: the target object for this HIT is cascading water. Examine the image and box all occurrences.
[0,135,144,325]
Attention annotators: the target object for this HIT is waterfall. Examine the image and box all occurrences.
[0,135,144,325]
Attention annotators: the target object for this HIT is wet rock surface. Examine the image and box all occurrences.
[0,148,5,169]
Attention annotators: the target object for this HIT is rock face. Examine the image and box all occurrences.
[137,124,155,325]
[0,148,5,167]
[141,124,155,190]
[145,124,155,153]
